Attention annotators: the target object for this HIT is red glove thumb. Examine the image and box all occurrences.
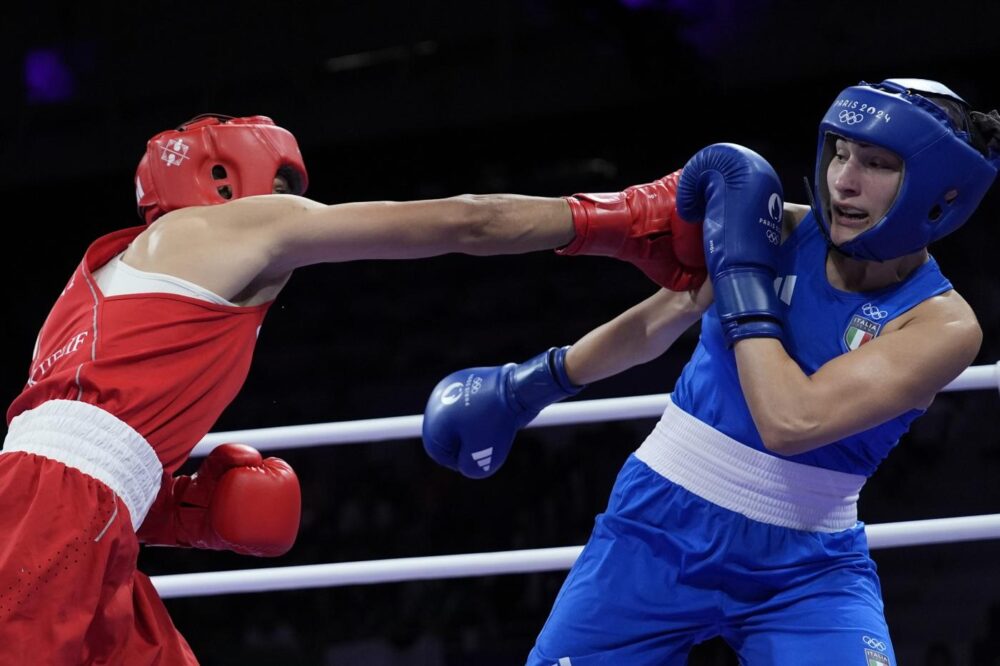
[177,443,263,508]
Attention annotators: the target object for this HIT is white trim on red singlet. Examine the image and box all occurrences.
[93,253,236,306]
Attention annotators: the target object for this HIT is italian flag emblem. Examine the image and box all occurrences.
[865,648,891,665]
[844,315,881,351]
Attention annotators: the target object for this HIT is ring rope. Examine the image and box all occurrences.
[161,361,1000,599]
[151,513,1000,599]
[193,361,1000,456]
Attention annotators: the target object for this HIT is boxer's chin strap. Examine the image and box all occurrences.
[803,176,846,258]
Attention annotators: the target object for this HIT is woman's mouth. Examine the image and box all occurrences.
[832,204,870,228]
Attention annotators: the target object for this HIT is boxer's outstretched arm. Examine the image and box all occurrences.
[259,194,576,271]
[564,284,711,385]
[129,179,703,304]
[128,193,572,301]
[422,285,710,479]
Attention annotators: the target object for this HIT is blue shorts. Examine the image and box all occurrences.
[527,455,895,665]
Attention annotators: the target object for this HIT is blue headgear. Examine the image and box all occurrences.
[814,78,999,261]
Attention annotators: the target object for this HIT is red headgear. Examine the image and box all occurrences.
[135,114,309,224]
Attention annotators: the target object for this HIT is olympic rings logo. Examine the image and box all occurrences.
[766,229,780,245]
[838,110,865,125]
[863,636,888,651]
[862,303,888,320]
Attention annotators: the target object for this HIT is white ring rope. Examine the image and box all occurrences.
[157,361,1000,599]
[151,514,1000,599]
[192,361,1000,456]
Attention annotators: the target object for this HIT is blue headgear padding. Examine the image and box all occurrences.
[814,79,999,261]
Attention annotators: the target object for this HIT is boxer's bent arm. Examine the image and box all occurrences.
[735,290,981,455]
[564,285,710,386]
[258,194,575,274]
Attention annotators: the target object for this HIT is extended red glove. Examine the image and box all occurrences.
[137,443,301,557]
[557,169,706,291]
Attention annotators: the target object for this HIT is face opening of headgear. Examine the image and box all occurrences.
[135,113,309,224]
[812,78,1000,262]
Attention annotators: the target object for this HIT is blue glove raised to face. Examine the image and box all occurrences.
[422,346,583,479]
[675,143,785,346]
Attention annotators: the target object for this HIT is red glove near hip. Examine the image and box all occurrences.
[557,169,706,291]
[137,443,301,557]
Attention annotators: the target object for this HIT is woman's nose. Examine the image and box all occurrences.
[833,160,860,195]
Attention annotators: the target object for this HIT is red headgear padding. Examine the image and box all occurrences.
[135,114,309,224]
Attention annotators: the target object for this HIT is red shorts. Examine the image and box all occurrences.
[0,451,198,665]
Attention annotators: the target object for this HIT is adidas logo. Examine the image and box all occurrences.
[471,447,493,472]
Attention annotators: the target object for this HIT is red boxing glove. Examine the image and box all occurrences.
[137,443,301,557]
[557,169,706,291]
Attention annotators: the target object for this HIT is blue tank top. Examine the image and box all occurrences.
[671,212,952,476]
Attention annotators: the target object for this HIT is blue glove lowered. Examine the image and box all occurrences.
[422,346,583,479]
[676,143,785,346]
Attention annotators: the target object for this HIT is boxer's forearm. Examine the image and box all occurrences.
[565,287,707,385]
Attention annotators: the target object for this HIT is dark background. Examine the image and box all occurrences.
[2,1,1000,663]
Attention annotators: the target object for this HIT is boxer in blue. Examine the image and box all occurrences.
[422,79,1000,664]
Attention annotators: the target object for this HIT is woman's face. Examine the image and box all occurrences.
[825,137,903,246]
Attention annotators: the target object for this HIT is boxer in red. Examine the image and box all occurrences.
[0,113,705,664]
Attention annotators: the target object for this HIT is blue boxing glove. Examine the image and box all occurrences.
[422,346,583,479]
[676,143,784,346]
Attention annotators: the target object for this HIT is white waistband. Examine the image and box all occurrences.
[635,397,865,532]
[2,400,163,530]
